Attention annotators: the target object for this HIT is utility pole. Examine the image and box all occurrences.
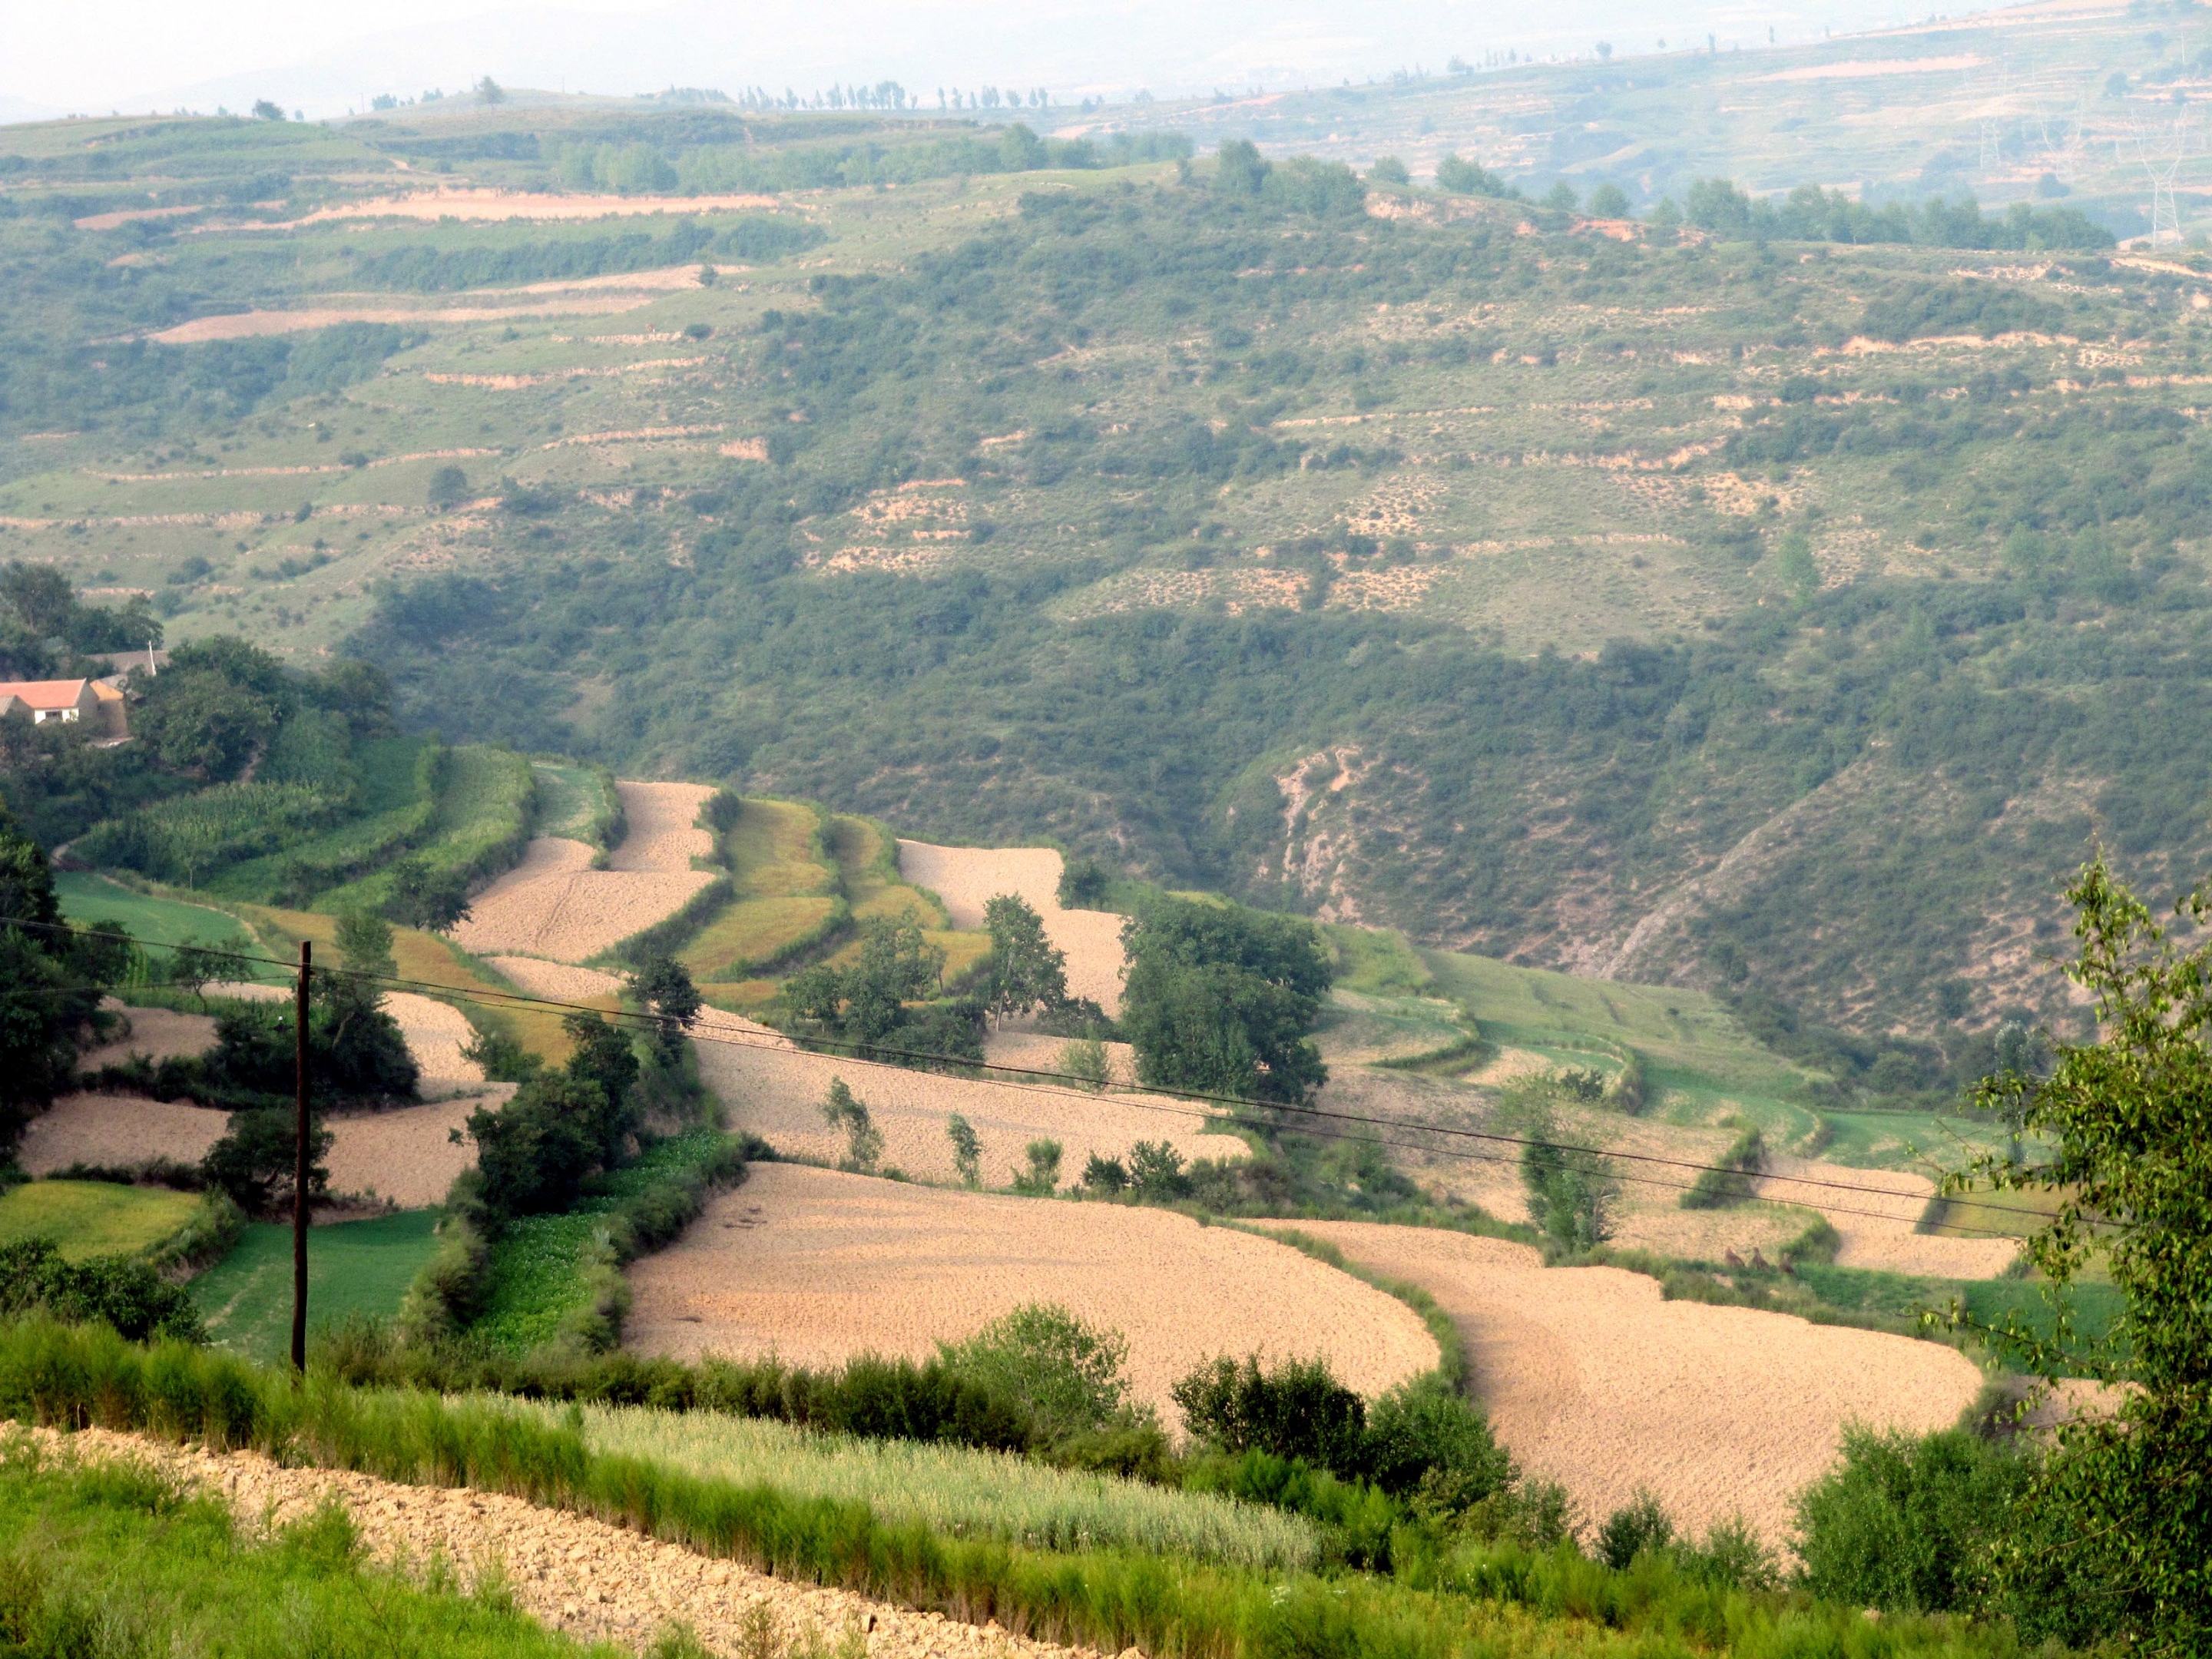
[291,939,311,1373]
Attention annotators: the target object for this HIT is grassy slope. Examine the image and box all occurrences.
[0,1446,607,1659]
[1093,7,2195,233]
[51,873,284,986]
[188,1210,443,1363]
[680,796,840,982]
[0,1181,200,1261]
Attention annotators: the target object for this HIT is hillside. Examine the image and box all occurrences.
[1078,0,2211,239]
[5,92,2212,1058]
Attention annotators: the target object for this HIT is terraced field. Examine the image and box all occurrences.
[625,1164,1436,1425]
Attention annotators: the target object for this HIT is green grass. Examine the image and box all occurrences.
[0,1181,200,1262]
[210,735,436,899]
[529,760,606,840]
[472,1131,727,1353]
[189,1211,443,1363]
[679,796,843,979]
[51,873,277,982]
[316,744,535,915]
[0,1440,618,1659]
[535,1401,1321,1569]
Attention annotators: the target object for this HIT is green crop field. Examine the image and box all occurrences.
[530,760,616,843]
[679,796,842,980]
[532,1399,1322,1569]
[53,873,276,977]
[0,1181,201,1262]
[189,1210,445,1362]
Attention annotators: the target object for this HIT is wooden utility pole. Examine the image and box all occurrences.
[291,939,311,1373]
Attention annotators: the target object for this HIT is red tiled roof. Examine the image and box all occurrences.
[0,679,91,709]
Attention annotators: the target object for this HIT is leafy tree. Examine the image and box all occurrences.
[1120,897,1330,1104]
[386,855,472,933]
[201,1104,332,1214]
[1543,181,1579,213]
[1367,156,1411,186]
[475,76,505,105]
[945,1111,981,1186]
[784,916,949,1057]
[983,892,1066,1026]
[1434,152,1505,195]
[1587,181,1631,217]
[169,936,224,1008]
[0,560,74,637]
[426,465,471,508]
[1081,1152,1128,1194]
[131,637,294,781]
[1944,857,2212,1649]
[630,953,702,1064]
[0,808,117,1144]
[333,908,395,987]
[821,1076,882,1171]
[251,99,284,121]
[559,1012,640,1160]
[467,1071,604,1217]
[1515,1100,1620,1253]
[1775,529,1820,603]
[1057,856,1111,909]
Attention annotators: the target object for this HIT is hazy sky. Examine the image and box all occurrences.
[2,0,1958,120]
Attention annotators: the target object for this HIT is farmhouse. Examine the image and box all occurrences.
[0,677,127,738]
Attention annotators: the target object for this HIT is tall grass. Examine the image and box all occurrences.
[536,1400,1321,1570]
[0,1319,2052,1659]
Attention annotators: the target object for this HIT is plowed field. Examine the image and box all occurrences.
[626,1164,1436,1425]
[896,843,1127,1014]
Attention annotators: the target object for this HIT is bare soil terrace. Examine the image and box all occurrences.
[895,843,1126,1015]
[1273,1221,1982,1547]
[455,782,717,964]
[626,1165,1437,1426]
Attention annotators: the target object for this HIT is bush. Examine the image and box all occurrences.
[939,1303,1135,1442]
[0,1238,204,1342]
[1679,1125,1764,1209]
[1363,1375,1512,1505]
[1173,1354,1367,1473]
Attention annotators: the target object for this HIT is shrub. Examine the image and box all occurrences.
[1679,1125,1765,1209]
[939,1303,1135,1442]
[820,1078,882,1173]
[1173,1354,1367,1473]
[1012,1138,1061,1194]
[1363,1375,1512,1505]
[200,1104,333,1214]
[1059,1031,1110,1091]
[945,1113,980,1187]
[1081,1153,1128,1194]
[0,1238,204,1342]
[1597,1489,1674,1569]
[1056,855,1111,908]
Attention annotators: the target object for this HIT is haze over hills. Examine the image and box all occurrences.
[25,0,1974,121]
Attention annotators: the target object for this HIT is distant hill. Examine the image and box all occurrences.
[2,96,2207,1059]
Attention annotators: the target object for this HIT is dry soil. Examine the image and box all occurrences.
[895,843,1127,1015]
[1272,1220,1982,1546]
[625,1165,1436,1426]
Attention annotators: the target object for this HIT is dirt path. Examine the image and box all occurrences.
[455,782,717,963]
[20,1424,1098,1659]
[896,843,1127,1015]
[1269,1220,1982,1548]
[627,1165,1435,1426]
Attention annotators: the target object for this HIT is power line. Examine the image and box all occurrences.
[11,912,2055,1235]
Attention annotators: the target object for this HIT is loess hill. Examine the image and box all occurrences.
[5,89,2212,1065]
